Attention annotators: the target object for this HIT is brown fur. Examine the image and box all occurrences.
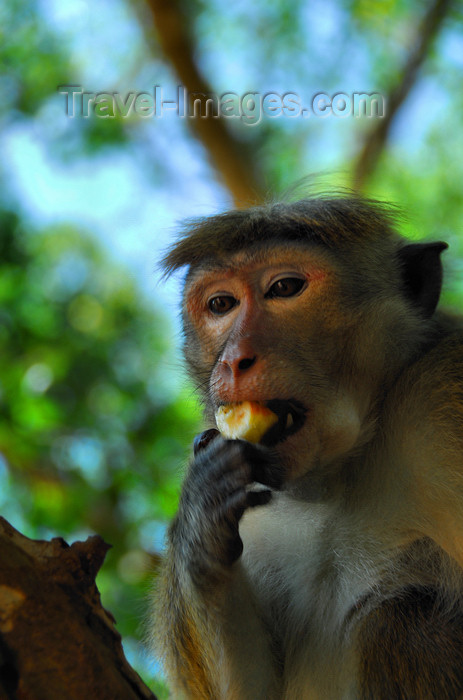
[358,585,463,700]
[161,197,401,276]
[154,553,216,699]
[153,195,463,699]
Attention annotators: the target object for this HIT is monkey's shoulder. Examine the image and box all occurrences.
[380,328,463,536]
[391,329,463,420]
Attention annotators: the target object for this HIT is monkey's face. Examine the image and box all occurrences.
[183,244,404,480]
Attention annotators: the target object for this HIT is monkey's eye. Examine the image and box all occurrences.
[208,295,237,315]
[265,277,306,299]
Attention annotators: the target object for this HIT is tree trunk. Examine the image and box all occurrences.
[144,0,265,206]
[0,517,157,700]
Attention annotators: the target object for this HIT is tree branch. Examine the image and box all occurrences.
[352,0,452,190]
[0,518,157,700]
[144,0,265,207]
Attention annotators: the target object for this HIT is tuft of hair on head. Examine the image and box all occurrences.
[160,194,402,278]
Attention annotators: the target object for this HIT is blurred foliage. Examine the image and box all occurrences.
[0,210,201,693]
[0,0,69,116]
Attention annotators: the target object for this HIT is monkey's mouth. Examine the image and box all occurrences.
[262,399,307,446]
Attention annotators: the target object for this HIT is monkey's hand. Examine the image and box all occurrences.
[172,430,283,588]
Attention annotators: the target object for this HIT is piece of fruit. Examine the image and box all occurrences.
[215,401,278,443]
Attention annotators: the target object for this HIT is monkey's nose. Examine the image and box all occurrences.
[218,354,257,380]
[237,356,256,372]
[219,333,259,378]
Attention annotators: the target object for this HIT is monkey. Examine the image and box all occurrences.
[152,195,463,699]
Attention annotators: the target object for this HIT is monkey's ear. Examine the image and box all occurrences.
[398,241,448,318]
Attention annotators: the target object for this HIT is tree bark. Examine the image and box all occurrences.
[353,0,452,190]
[145,0,265,207]
[0,517,157,700]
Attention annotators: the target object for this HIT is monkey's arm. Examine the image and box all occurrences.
[153,438,282,700]
[388,332,463,567]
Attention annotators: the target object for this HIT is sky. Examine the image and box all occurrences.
[3,0,461,331]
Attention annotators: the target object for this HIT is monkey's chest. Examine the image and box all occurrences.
[240,500,378,697]
[240,498,463,699]
[240,495,386,628]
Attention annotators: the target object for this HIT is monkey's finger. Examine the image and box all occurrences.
[193,428,220,455]
[220,489,272,532]
[224,534,243,564]
[238,442,285,489]
[246,490,272,508]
